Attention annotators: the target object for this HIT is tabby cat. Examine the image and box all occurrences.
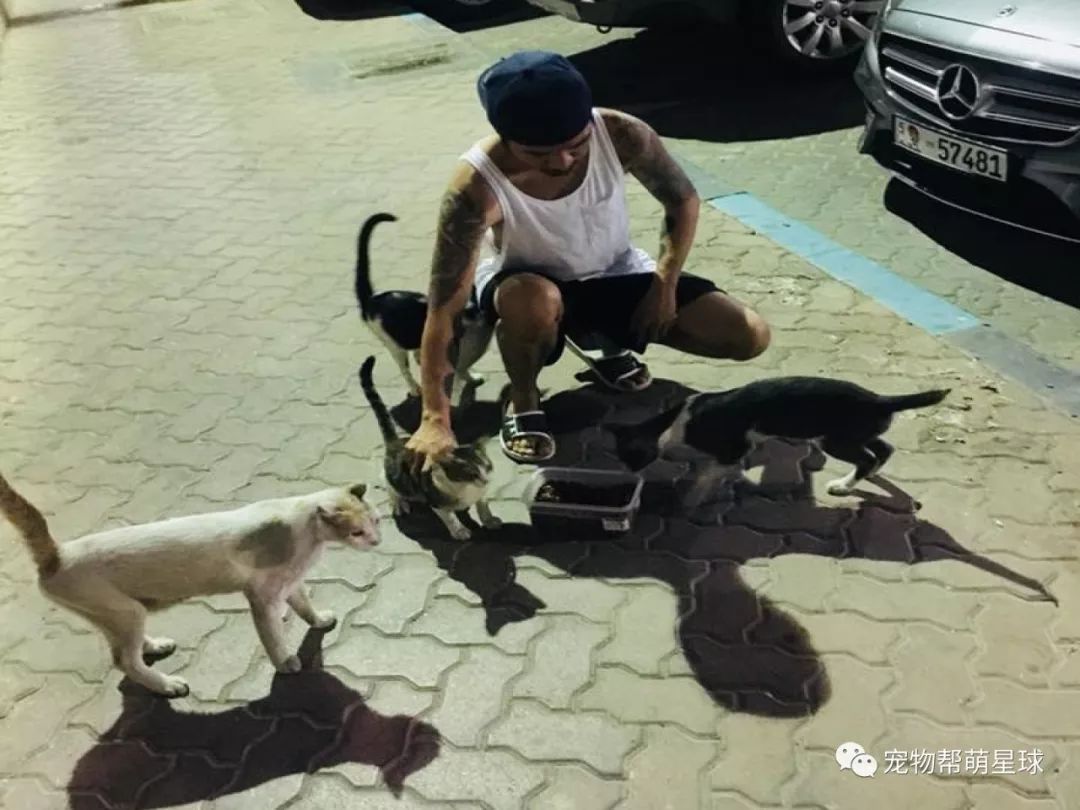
[358,356,501,540]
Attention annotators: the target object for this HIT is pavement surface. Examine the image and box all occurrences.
[0,1,1079,809]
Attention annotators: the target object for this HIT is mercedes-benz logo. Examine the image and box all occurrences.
[936,64,982,120]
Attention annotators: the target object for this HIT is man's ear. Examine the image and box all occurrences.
[349,483,367,501]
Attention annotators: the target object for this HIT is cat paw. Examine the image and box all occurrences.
[481,516,503,530]
[143,637,177,659]
[312,610,337,630]
[158,676,190,699]
[449,525,472,541]
[277,655,302,674]
[826,479,854,496]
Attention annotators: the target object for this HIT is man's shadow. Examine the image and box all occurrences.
[392,379,1055,718]
[66,630,441,809]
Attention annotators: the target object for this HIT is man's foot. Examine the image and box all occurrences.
[500,410,556,464]
[587,351,652,393]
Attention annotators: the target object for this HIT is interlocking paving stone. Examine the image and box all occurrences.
[425,647,521,747]
[513,615,609,709]
[348,555,441,635]
[884,625,978,724]
[709,715,798,805]
[327,627,460,689]
[528,765,624,810]
[407,747,547,810]
[578,667,719,735]
[488,701,641,775]
[1,2,1079,806]
[617,725,716,810]
[594,584,680,675]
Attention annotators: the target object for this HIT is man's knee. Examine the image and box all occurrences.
[494,273,563,335]
[732,308,771,361]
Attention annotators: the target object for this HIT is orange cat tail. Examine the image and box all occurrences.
[0,473,60,576]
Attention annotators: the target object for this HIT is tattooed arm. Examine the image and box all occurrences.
[416,164,498,432]
[602,108,700,287]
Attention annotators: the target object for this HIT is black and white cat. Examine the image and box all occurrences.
[609,377,950,497]
[358,356,501,541]
[354,213,493,406]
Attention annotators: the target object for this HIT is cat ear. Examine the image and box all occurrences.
[316,505,348,533]
[349,483,367,500]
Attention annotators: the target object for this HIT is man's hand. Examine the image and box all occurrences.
[630,274,678,344]
[404,418,457,475]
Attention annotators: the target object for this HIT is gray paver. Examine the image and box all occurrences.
[0,1,1078,808]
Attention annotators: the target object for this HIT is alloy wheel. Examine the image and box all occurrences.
[782,0,885,60]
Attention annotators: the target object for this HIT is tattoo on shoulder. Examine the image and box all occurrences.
[429,188,487,307]
[604,111,696,210]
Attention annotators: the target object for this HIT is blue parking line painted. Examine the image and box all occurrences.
[707,192,983,336]
[704,189,1080,416]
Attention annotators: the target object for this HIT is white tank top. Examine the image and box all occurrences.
[462,108,655,300]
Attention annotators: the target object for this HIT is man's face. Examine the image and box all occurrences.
[508,125,592,178]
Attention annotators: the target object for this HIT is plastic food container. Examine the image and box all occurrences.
[524,467,645,534]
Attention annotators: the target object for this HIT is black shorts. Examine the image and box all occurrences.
[478,269,721,366]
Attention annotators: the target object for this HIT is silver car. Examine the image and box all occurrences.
[855,0,1080,240]
[526,0,886,71]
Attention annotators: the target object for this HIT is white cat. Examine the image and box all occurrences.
[0,473,380,698]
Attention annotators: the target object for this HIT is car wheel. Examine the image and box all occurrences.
[751,0,885,73]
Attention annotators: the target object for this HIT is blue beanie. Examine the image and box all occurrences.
[477,51,593,147]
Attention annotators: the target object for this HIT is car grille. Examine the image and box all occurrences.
[878,34,1080,146]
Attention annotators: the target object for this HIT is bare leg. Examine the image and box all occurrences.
[494,274,562,415]
[98,604,190,697]
[287,585,337,630]
[248,594,300,673]
[493,274,562,459]
[475,500,502,529]
[143,636,177,658]
[659,291,771,361]
[370,327,421,396]
[866,437,895,477]
[433,508,471,541]
[822,438,880,496]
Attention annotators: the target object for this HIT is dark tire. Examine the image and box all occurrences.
[746,0,881,75]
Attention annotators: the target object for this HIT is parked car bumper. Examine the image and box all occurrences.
[854,16,1080,242]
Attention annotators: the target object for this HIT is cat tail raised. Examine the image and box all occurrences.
[359,356,402,444]
[354,213,397,318]
[0,473,60,577]
[879,388,951,413]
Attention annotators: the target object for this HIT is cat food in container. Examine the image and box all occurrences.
[524,467,644,534]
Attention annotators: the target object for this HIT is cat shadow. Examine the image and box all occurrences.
[66,629,441,809]
[391,379,1055,718]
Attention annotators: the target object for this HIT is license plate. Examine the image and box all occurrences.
[894,117,1008,182]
